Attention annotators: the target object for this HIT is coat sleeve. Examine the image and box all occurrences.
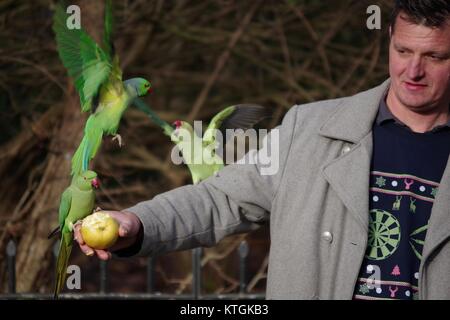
[121,105,299,257]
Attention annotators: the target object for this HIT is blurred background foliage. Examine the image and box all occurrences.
[0,0,392,295]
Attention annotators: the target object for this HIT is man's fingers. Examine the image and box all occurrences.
[79,243,95,256]
[73,224,85,245]
[95,249,111,261]
[79,243,111,260]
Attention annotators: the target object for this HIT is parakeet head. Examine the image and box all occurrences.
[171,120,194,144]
[124,78,152,98]
[75,170,100,190]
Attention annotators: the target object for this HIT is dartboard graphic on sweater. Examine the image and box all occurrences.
[366,209,401,260]
[354,171,438,300]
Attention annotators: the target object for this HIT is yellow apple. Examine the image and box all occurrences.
[81,211,119,250]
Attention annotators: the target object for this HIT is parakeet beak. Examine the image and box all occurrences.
[147,87,153,94]
[172,120,182,130]
[91,178,100,189]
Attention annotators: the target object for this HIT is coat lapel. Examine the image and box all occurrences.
[321,134,373,232]
[319,80,391,232]
[421,154,450,262]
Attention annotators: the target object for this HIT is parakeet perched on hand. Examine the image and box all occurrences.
[48,170,100,299]
[133,98,269,184]
[53,1,152,177]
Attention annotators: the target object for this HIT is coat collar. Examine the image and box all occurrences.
[318,79,390,143]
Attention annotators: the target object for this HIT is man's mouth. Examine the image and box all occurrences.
[404,81,427,91]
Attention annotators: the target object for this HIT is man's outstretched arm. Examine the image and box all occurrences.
[75,105,300,259]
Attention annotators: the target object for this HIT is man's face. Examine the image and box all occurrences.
[389,15,450,112]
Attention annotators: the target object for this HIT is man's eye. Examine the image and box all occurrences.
[430,55,444,61]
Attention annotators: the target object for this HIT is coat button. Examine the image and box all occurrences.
[322,231,333,243]
[342,146,351,154]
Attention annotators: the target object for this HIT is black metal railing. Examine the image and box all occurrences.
[2,239,265,300]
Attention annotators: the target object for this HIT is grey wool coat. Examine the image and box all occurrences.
[126,79,450,299]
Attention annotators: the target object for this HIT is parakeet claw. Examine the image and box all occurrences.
[70,220,83,232]
[112,134,123,147]
[94,207,103,212]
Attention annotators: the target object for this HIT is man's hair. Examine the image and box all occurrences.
[390,0,450,31]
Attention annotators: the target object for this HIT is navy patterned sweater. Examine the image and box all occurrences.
[353,103,450,300]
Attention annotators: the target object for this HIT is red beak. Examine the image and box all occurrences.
[147,87,153,94]
[172,120,182,129]
[91,178,100,189]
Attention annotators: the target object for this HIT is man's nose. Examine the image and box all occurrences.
[406,55,425,80]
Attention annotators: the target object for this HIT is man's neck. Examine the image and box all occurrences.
[386,90,450,133]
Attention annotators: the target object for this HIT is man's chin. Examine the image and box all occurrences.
[395,88,431,108]
[398,97,436,112]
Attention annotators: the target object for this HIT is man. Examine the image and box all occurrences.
[74,0,450,299]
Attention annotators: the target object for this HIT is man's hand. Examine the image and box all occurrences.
[74,210,142,260]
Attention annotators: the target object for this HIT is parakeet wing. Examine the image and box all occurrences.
[204,104,270,144]
[217,104,270,133]
[58,188,72,228]
[204,104,270,161]
[204,106,235,136]
[53,3,113,113]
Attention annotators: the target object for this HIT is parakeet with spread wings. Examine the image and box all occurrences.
[53,0,152,177]
[134,98,270,184]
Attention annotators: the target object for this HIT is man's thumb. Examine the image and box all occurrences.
[119,225,129,237]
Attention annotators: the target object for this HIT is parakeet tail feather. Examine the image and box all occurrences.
[47,226,60,239]
[133,98,174,137]
[54,231,73,299]
[71,120,103,176]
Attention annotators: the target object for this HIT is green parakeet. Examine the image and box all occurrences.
[48,170,99,299]
[53,1,152,177]
[133,99,269,184]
